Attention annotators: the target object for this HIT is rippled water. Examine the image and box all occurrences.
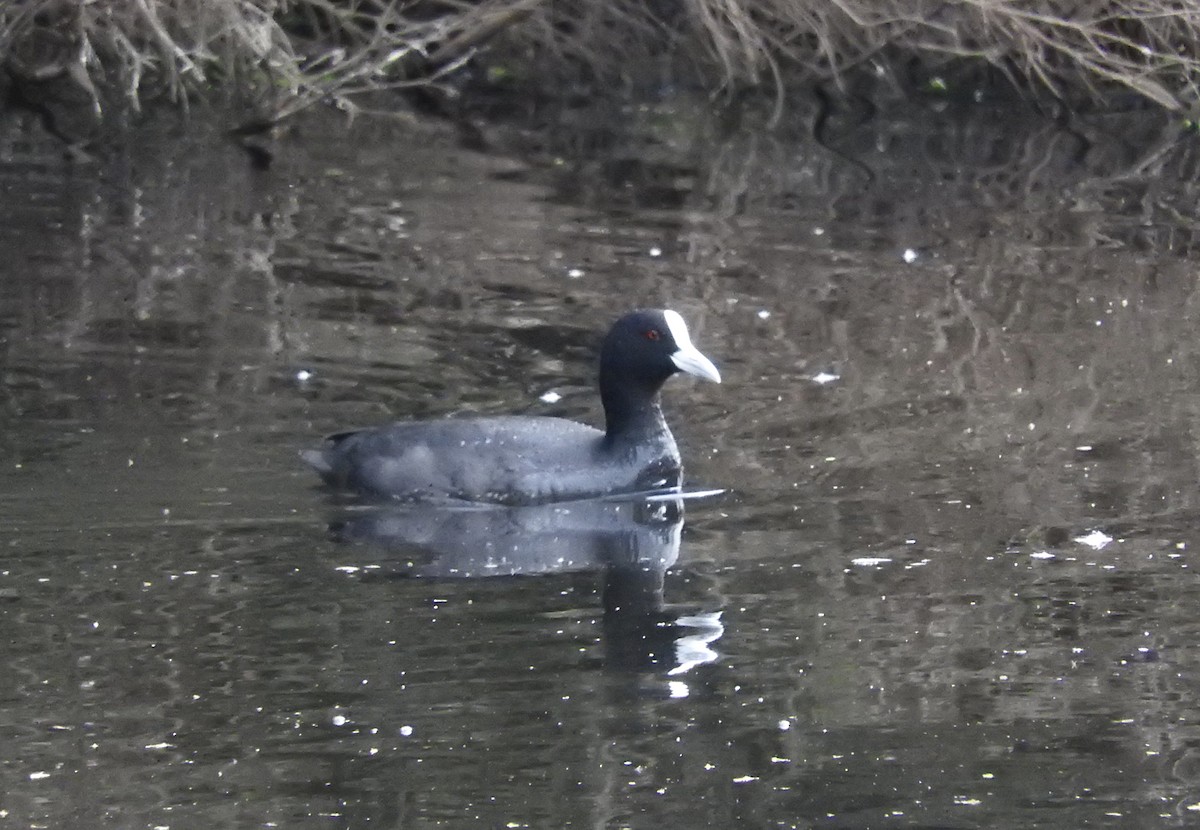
[4,98,1200,828]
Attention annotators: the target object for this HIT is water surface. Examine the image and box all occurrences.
[3,98,1200,828]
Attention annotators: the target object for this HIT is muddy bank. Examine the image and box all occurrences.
[4,0,1199,155]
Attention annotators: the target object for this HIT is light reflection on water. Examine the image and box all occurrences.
[2,99,1200,827]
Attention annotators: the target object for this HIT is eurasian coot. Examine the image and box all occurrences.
[301,308,720,504]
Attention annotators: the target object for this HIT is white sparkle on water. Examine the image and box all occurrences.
[851,557,893,567]
[1074,530,1113,550]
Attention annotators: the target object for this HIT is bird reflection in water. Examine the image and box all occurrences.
[326,491,724,677]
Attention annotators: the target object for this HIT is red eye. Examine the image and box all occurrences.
[644,329,661,341]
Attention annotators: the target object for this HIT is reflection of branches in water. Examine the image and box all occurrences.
[0,118,303,434]
[669,96,1200,268]
[924,243,1200,540]
[690,125,1200,553]
[681,127,759,267]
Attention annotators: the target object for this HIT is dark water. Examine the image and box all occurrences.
[4,98,1200,828]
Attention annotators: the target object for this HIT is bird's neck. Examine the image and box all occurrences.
[601,381,669,442]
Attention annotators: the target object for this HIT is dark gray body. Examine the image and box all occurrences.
[301,413,683,505]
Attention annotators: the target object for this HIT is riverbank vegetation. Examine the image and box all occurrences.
[3,0,1199,138]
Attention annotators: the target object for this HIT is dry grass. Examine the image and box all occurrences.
[684,0,1200,110]
[1,0,547,128]
[2,0,1199,133]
